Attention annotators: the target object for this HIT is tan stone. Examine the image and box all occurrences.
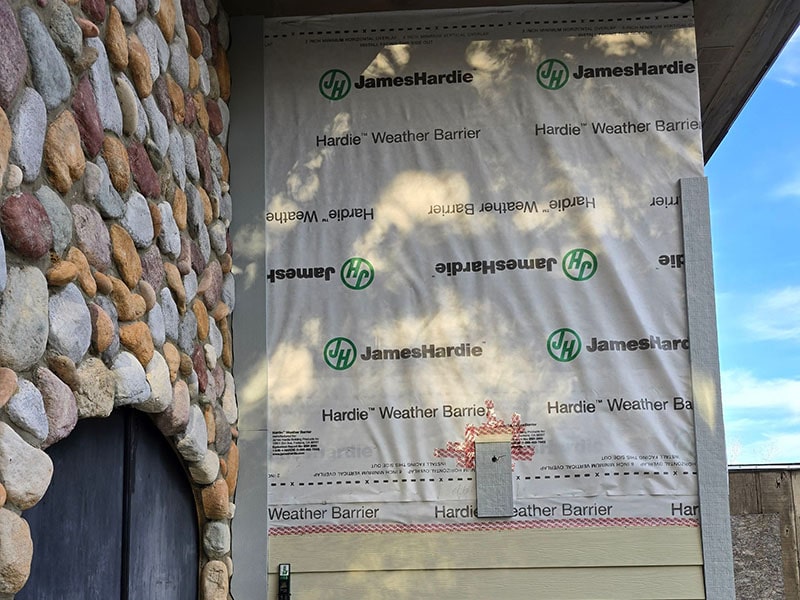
[187,25,203,58]
[224,442,239,495]
[0,509,33,594]
[219,254,232,274]
[102,135,130,193]
[44,111,86,194]
[138,280,156,311]
[109,276,147,321]
[0,368,17,409]
[47,355,79,390]
[0,108,9,188]
[179,352,193,377]
[193,298,209,340]
[172,187,188,230]
[66,247,97,297]
[77,17,99,38]
[202,479,230,520]
[73,46,99,73]
[127,34,153,98]
[204,405,216,443]
[193,93,209,134]
[155,0,175,42]
[163,341,180,382]
[219,457,227,478]
[197,185,212,225]
[119,322,154,367]
[166,75,185,124]
[93,269,113,295]
[215,47,231,102]
[217,141,229,183]
[149,202,162,239]
[90,303,114,353]
[105,6,128,71]
[219,317,232,368]
[0,483,6,508]
[188,56,199,90]
[210,302,230,323]
[164,263,186,312]
[110,224,143,289]
[201,560,229,600]
[46,261,78,286]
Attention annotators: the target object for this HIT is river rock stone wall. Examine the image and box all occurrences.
[0,0,237,595]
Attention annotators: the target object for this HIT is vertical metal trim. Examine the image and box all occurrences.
[680,176,736,599]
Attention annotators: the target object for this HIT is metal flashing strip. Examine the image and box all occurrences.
[680,176,735,599]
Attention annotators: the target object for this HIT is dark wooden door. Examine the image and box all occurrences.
[19,409,198,600]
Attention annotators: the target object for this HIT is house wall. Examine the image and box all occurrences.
[0,0,239,596]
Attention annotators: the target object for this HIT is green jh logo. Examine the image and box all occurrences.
[319,69,351,100]
[547,328,581,362]
[324,337,357,370]
[537,59,569,90]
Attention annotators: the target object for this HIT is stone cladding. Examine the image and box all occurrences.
[0,0,236,595]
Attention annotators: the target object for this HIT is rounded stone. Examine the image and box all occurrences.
[48,283,92,364]
[0,367,16,408]
[47,355,79,391]
[19,7,71,110]
[208,319,222,360]
[160,287,179,340]
[148,302,166,349]
[72,204,111,271]
[152,377,189,435]
[155,0,175,42]
[112,351,150,407]
[102,135,130,193]
[201,560,228,600]
[0,193,53,258]
[0,422,53,510]
[43,111,85,194]
[72,75,104,158]
[182,130,199,182]
[183,270,197,305]
[88,159,125,218]
[157,202,181,258]
[188,448,219,485]
[140,244,165,292]
[67,247,98,297]
[119,322,154,367]
[74,357,115,418]
[110,223,143,288]
[140,350,171,412]
[169,127,186,189]
[46,261,78,286]
[198,261,223,310]
[9,88,46,182]
[203,521,230,559]
[88,302,115,353]
[77,17,100,37]
[114,0,137,23]
[178,311,197,355]
[221,372,236,424]
[34,186,72,256]
[115,75,138,136]
[0,267,48,371]
[127,33,153,98]
[105,6,128,70]
[176,404,206,462]
[87,38,123,136]
[143,95,169,158]
[50,0,83,59]
[6,378,48,444]
[202,479,229,520]
[0,509,33,594]
[136,18,166,82]
[37,367,78,448]
[0,0,28,111]
[127,142,160,198]
[214,405,231,455]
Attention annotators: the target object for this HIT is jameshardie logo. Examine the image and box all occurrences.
[340,257,374,290]
[537,59,569,90]
[324,337,357,370]
[547,328,582,362]
[319,69,351,100]
[562,248,597,281]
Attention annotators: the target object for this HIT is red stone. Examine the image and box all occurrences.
[0,0,28,111]
[195,133,213,193]
[72,76,104,158]
[0,193,53,258]
[81,0,106,23]
[192,345,207,392]
[152,76,173,127]
[206,100,223,137]
[183,91,196,126]
[127,142,160,198]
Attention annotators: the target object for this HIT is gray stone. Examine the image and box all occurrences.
[157,201,181,258]
[208,319,222,360]
[172,0,188,45]
[148,0,160,16]
[169,127,187,189]
[9,88,46,182]
[203,522,230,559]
[210,174,222,209]
[114,0,137,23]
[136,18,168,81]
[50,0,83,59]
[219,192,232,225]
[221,371,237,424]
[0,267,48,371]
[5,164,22,190]
[186,369,198,399]
[176,404,207,462]
[35,186,72,256]
[86,38,123,137]
[198,223,211,263]
[37,366,78,448]
[188,448,219,484]
[83,160,102,204]
[112,351,150,407]
[205,0,218,19]
[200,27,212,62]
[121,192,155,248]
[135,94,148,142]
[91,157,125,219]
[185,183,204,236]
[160,287,179,340]
[178,311,197,354]
[182,128,200,182]
[0,0,29,111]
[140,351,171,412]
[195,0,209,24]
[208,138,222,178]
[6,378,48,444]
[148,301,166,348]
[74,357,115,418]
[203,344,216,370]
[0,229,6,293]
[0,421,53,510]
[208,221,227,256]
[143,96,169,158]
[116,74,139,138]
[48,283,92,364]
[19,7,71,110]
[214,405,231,454]
[197,56,210,96]
[218,99,230,146]
[222,273,235,312]
[152,379,189,436]
[168,39,190,89]
[183,270,197,304]
[95,295,121,364]
[73,204,112,270]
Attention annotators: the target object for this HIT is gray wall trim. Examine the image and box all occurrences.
[229,16,269,600]
[681,176,735,599]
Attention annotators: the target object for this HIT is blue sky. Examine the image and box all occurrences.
[707,28,800,464]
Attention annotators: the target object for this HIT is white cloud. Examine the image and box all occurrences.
[769,26,800,86]
[741,286,800,341]
[722,369,800,464]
